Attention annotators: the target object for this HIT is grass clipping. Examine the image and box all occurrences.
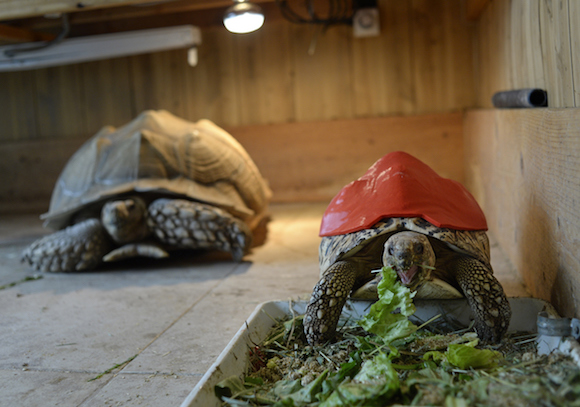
[216,267,580,406]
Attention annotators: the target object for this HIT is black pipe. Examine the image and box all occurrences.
[492,88,548,108]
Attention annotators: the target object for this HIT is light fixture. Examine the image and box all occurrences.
[223,0,265,34]
[0,25,201,71]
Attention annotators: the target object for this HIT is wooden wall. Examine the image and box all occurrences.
[464,0,580,317]
[0,0,474,212]
[464,109,580,318]
[475,0,580,108]
[0,0,475,141]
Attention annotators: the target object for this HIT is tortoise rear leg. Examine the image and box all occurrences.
[21,219,112,272]
[304,260,357,345]
[147,198,252,261]
[452,257,511,343]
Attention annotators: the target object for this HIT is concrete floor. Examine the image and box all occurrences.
[0,203,528,407]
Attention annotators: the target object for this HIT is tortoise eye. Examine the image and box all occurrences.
[388,246,394,256]
[415,245,424,254]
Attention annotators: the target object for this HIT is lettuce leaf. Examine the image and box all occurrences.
[446,342,503,369]
[422,339,503,369]
[357,267,417,343]
[320,353,399,407]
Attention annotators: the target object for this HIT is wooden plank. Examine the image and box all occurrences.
[290,24,355,122]
[509,0,545,91]
[0,70,38,141]
[182,27,241,126]
[473,0,508,107]
[569,0,580,107]
[351,0,415,116]
[0,138,84,214]
[410,0,475,113]
[128,49,191,120]
[538,0,575,107]
[464,108,580,317]
[79,57,134,131]
[232,21,295,125]
[33,63,91,139]
[226,112,464,202]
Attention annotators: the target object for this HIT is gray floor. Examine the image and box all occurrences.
[0,203,528,406]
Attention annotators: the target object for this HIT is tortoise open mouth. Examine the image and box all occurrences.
[396,265,418,286]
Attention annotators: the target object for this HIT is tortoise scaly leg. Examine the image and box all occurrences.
[147,198,252,261]
[304,260,357,345]
[21,219,112,272]
[452,257,511,343]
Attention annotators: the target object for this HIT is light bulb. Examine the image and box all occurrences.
[223,2,265,34]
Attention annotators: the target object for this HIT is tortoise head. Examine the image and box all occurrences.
[101,196,150,244]
[382,231,435,290]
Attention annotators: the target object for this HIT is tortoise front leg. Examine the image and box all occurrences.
[147,198,252,261]
[21,219,112,272]
[452,257,511,343]
[304,260,357,345]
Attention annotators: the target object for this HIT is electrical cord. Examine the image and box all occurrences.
[4,14,70,58]
[275,0,354,26]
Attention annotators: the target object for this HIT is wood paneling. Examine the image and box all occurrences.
[464,109,580,317]
[0,112,463,215]
[569,0,580,106]
[0,138,85,214]
[411,0,475,113]
[232,23,295,125]
[228,112,464,202]
[475,0,579,108]
[33,64,90,139]
[351,0,414,116]
[0,0,475,142]
[80,58,133,130]
[0,70,37,141]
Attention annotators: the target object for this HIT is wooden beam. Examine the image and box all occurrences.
[0,23,55,42]
[0,0,152,20]
[0,0,273,21]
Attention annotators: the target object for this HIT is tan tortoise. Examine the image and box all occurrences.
[22,110,271,272]
[304,151,511,345]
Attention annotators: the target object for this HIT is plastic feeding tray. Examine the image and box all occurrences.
[181,297,554,407]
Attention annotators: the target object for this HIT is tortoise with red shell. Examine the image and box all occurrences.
[304,151,511,345]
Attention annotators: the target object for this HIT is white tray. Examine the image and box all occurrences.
[181,297,554,407]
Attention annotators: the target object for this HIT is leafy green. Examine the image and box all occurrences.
[284,370,328,405]
[446,341,503,369]
[217,264,580,407]
[215,376,247,399]
[357,267,417,343]
[423,338,503,369]
[320,353,399,406]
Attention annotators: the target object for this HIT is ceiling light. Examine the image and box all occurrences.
[223,0,265,34]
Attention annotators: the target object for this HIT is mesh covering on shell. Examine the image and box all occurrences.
[43,110,271,230]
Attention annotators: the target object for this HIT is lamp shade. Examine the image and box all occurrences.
[223,2,265,34]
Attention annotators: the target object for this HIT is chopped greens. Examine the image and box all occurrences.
[357,267,417,343]
[216,267,580,406]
